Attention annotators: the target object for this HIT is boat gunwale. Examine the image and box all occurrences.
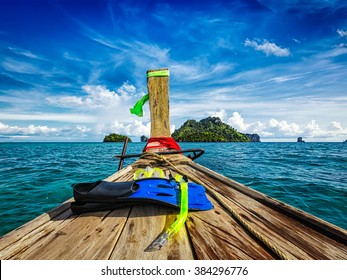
[188,160,347,245]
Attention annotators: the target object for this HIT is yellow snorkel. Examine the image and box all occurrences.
[145,174,189,251]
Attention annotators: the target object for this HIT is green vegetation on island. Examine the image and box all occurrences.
[103,133,132,142]
[172,117,251,142]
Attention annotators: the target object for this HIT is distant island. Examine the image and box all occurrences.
[103,117,261,143]
[244,133,261,142]
[297,137,305,143]
[171,116,260,142]
[103,133,132,142]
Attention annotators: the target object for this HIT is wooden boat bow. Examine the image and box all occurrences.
[0,68,346,260]
[1,153,346,260]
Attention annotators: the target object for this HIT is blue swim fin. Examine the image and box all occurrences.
[71,178,213,214]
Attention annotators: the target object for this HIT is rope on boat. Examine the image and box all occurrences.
[140,151,290,260]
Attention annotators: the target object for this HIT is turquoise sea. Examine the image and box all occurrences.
[0,142,346,236]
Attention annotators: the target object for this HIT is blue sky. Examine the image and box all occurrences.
[1,0,347,142]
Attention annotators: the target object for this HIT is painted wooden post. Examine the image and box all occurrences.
[147,68,171,138]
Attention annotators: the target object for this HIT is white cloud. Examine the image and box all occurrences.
[89,32,235,84]
[227,111,250,131]
[45,82,155,139]
[8,47,42,60]
[303,120,321,136]
[0,122,91,138]
[91,36,170,72]
[171,61,234,82]
[58,125,91,137]
[303,120,347,138]
[48,95,84,107]
[82,84,122,108]
[226,112,266,133]
[0,113,95,123]
[116,82,136,96]
[2,58,41,74]
[244,38,291,57]
[210,109,227,122]
[316,46,347,59]
[267,118,302,136]
[92,37,171,63]
[63,51,83,62]
[127,41,170,63]
[328,121,344,131]
[337,29,347,37]
[0,119,153,140]
[47,82,142,111]
[0,122,58,136]
[271,75,301,83]
[96,119,176,138]
[208,110,347,141]
[96,119,150,137]
[1,81,156,140]
[48,84,125,109]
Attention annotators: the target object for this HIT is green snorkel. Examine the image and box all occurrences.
[146,174,189,251]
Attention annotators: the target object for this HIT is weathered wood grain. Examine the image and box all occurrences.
[0,165,134,256]
[105,165,133,182]
[147,68,171,137]
[0,164,135,260]
[183,163,347,259]
[0,200,72,254]
[12,208,131,260]
[0,207,75,259]
[110,204,194,260]
[187,194,275,260]
[190,161,347,243]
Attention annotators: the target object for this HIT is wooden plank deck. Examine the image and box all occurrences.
[0,155,346,260]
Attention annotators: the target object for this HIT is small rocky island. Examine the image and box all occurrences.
[103,133,132,142]
[171,117,260,142]
[244,133,261,142]
[297,137,305,143]
[103,117,261,143]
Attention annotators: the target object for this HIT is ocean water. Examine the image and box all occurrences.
[0,142,346,236]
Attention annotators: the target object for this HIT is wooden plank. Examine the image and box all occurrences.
[190,161,347,243]
[0,207,75,259]
[105,165,133,182]
[110,204,194,260]
[216,191,347,259]
[183,163,347,259]
[0,165,135,259]
[0,200,72,253]
[0,165,133,252]
[187,194,275,260]
[10,208,131,260]
[147,68,171,137]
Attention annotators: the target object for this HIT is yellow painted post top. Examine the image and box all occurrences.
[146,68,171,138]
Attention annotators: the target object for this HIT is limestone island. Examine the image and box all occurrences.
[103,133,132,142]
[172,116,260,142]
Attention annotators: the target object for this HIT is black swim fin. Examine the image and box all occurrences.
[71,178,213,214]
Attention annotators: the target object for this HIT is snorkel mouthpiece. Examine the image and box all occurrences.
[145,232,169,252]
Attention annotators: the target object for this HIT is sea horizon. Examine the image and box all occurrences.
[0,141,346,237]
[1,140,346,143]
